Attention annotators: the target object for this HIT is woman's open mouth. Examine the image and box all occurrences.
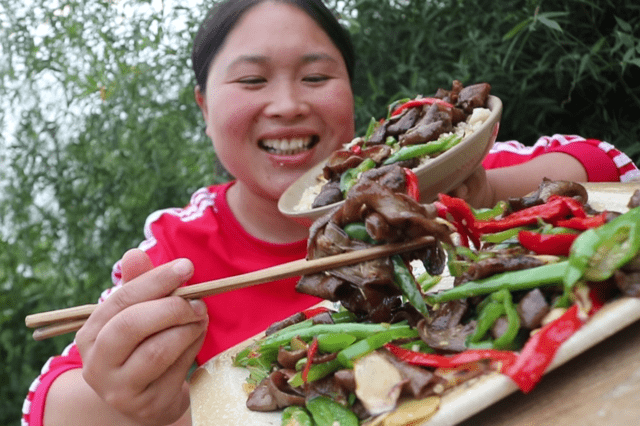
[259,135,319,156]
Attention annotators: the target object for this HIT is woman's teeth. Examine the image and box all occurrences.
[260,137,316,155]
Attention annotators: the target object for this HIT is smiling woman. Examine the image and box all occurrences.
[22,1,358,426]
[17,0,639,426]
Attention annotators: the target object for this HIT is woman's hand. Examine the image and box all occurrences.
[448,165,495,208]
[75,249,208,425]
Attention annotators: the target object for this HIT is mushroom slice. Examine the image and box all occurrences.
[354,351,404,416]
[363,397,440,426]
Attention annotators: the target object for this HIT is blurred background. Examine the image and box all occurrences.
[1,0,639,423]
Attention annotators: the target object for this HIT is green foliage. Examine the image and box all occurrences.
[334,0,640,160]
[0,0,639,424]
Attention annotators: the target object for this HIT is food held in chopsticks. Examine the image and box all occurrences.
[234,180,640,425]
[296,80,492,211]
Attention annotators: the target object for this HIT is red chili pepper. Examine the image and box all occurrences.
[302,307,330,319]
[302,337,319,384]
[503,304,584,393]
[518,231,579,256]
[391,98,455,117]
[437,193,481,248]
[554,212,607,230]
[404,168,420,201]
[475,196,579,234]
[385,344,517,370]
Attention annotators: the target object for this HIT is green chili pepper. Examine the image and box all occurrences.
[416,271,441,292]
[427,261,567,305]
[288,359,343,387]
[480,226,528,244]
[260,322,408,351]
[467,299,504,344]
[564,206,640,291]
[472,200,508,221]
[391,254,429,316]
[340,158,376,196]
[336,326,419,368]
[382,134,461,165]
[306,396,360,426]
[343,222,378,244]
[316,333,357,353]
[282,406,314,426]
[364,117,377,140]
[467,290,520,350]
[491,290,520,349]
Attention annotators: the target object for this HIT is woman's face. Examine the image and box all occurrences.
[196,1,355,201]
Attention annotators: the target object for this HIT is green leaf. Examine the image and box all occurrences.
[538,15,563,33]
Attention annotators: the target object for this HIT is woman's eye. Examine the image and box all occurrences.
[303,74,330,83]
[237,76,266,86]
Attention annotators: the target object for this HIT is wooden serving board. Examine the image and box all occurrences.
[190,182,640,426]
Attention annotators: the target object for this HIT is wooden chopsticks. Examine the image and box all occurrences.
[25,235,435,341]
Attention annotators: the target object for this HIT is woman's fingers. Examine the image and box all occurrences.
[134,327,207,424]
[86,313,207,424]
[120,248,155,283]
[87,296,208,369]
[76,256,195,349]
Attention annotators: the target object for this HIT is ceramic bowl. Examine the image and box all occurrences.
[278,95,503,227]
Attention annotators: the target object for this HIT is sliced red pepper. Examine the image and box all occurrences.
[518,231,579,256]
[302,337,319,384]
[503,304,584,393]
[302,307,330,319]
[475,196,579,234]
[438,193,481,248]
[404,168,420,201]
[385,344,517,370]
[554,212,607,230]
[391,97,454,117]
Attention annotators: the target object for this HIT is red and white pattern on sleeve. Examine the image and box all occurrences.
[21,188,218,426]
[21,284,122,426]
[483,134,640,182]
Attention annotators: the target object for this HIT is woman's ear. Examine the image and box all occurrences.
[194,85,208,120]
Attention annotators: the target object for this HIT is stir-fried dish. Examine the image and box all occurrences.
[235,178,640,426]
[298,80,492,211]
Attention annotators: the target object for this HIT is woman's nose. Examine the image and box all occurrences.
[263,82,310,119]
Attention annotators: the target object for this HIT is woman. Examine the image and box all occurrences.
[24,1,637,425]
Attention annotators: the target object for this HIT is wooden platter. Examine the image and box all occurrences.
[190,182,640,426]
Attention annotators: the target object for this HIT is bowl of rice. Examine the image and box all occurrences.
[278,95,502,227]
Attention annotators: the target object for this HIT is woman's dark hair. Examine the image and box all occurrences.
[191,0,355,90]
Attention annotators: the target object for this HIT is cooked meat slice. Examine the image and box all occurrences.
[417,319,476,352]
[490,316,509,340]
[517,288,551,329]
[385,350,436,398]
[460,254,546,283]
[265,311,307,335]
[428,300,469,331]
[277,347,307,370]
[614,270,640,297]
[399,103,453,146]
[311,180,343,208]
[509,179,588,212]
[387,106,420,135]
[322,151,365,180]
[359,163,407,193]
[247,370,305,411]
[457,83,491,113]
[366,120,389,145]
